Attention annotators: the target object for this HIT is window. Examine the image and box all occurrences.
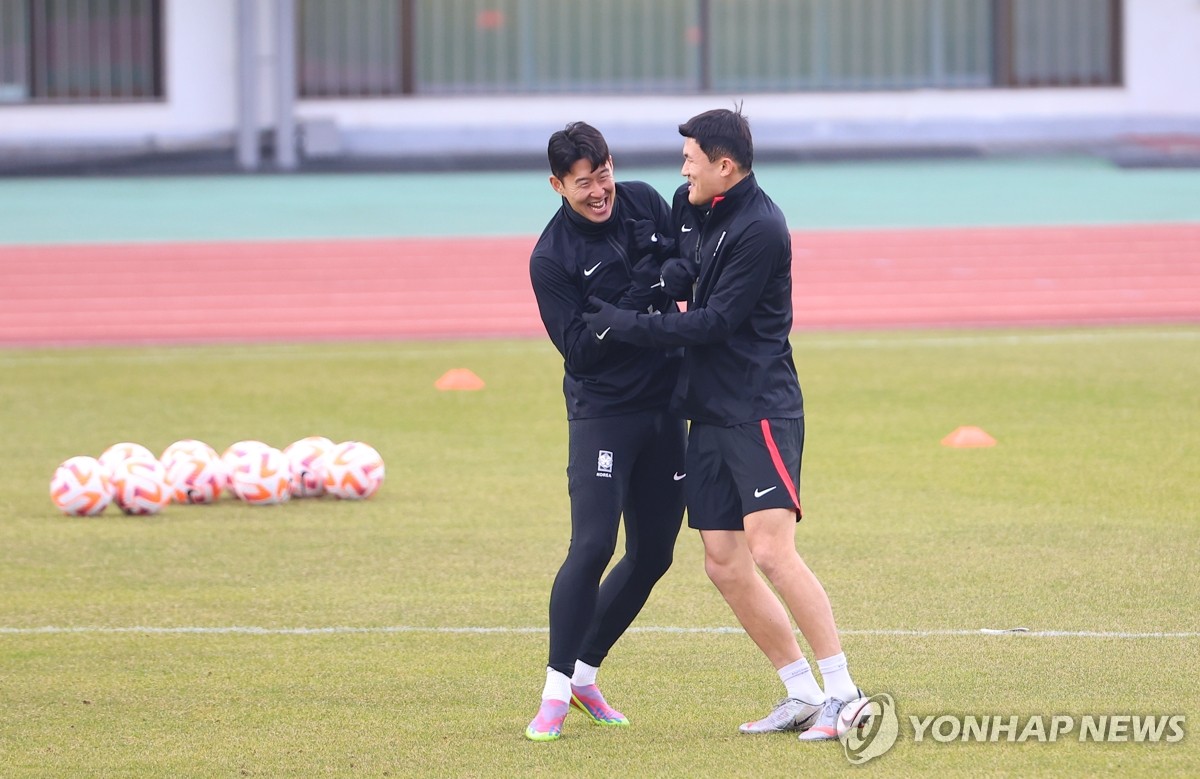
[0,0,164,104]
[298,0,409,97]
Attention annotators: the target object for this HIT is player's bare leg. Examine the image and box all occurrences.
[743,508,841,659]
[701,528,825,733]
[700,528,806,667]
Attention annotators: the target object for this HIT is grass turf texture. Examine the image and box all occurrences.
[1,327,1197,777]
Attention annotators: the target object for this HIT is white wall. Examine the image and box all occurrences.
[1124,0,1200,111]
[1,0,1198,159]
[0,0,240,152]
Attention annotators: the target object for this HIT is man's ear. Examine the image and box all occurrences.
[549,175,565,196]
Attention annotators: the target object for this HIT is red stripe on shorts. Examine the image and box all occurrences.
[760,419,802,515]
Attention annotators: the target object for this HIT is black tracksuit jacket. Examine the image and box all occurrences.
[529,181,682,420]
[619,172,804,426]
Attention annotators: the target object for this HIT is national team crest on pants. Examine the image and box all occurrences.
[596,450,613,478]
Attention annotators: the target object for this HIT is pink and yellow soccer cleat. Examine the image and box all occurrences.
[525,699,570,742]
[569,684,630,726]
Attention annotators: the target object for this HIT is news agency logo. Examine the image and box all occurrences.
[839,697,1187,765]
[843,693,899,764]
[911,713,1186,744]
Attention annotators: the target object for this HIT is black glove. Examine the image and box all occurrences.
[659,256,698,301]
[618,252,665,313]
[626,219,677,259]
[582,295,637,342]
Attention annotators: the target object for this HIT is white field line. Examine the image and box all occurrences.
[0,625,1196,639]
[798,329,1200,351]
[0,328,1197,367]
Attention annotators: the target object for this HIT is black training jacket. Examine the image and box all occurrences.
[530,181,682,420]
[626,172,804,426]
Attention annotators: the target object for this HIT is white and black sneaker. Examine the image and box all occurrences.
[738,697,823,734]
[797,688,867,741]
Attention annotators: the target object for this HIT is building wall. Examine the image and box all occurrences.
[0,0,240,154]
[0,0,1197,160]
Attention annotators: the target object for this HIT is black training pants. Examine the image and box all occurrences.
[547,408,687,676]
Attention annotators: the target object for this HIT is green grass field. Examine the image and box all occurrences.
[2,327,1198,777]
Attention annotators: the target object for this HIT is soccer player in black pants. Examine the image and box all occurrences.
[525,122,686,741]
[584,108,866,741]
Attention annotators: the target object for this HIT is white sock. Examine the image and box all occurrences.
[541,667,571,702]
[779,657,825,703]
[816,652,859,702]
[571,660,599,688]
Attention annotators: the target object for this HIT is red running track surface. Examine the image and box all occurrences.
[2,224,1197,347]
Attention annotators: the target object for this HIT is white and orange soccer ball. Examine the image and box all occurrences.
[161,438,219,465]
[50,456,113,517]
[220,440,270,498]
[98,442,156,478]
[221,440,270,471]
[164,452,226,504]
[228,445,292,505]
[109,456,171,515]
[284,436,334,498]
[323,441,385,500]
[162,439,224,504]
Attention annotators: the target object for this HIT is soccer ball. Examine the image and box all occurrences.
[220,440,270,498]
[99,442,157,498]
[836,695,876,739]
[228,445,292,505]
[284,436,334,497]
[220,440,270,471]
[162,439,224,504]
[50,456,113,517]
[161,438,219,464]
[98,441,156,473]
[323,441,385,500]
[109,456,171,515]
[164,452,226,504]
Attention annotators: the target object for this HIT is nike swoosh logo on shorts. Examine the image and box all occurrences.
[753,486,777,498]
[596,327,611,340]
[673,472,686,481]
[583,262,601,276]
[681,225,693,233]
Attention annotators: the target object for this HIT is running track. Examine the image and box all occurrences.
[2,224,1198,346]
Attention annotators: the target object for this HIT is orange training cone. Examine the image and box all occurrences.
[941,426,996,448]
[435,368,485,391]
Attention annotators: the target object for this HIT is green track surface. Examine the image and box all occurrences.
[2,156,1200,244]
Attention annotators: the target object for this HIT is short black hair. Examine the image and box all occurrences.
[678,107,753,171]
[547,121,610,181]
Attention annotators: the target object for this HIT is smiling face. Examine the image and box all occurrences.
[681,138,737,207]
[550,156,615,223]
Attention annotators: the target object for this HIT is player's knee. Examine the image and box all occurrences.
[748,542,796,581]
[703,551,741,590]
[568,536,617,571]
[639,546,674,580]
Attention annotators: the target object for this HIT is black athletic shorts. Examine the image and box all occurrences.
[685,417,804,531]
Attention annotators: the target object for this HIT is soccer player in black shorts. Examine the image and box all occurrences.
[584,108,866,741]
[525,122,687,741]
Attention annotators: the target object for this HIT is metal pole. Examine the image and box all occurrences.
[275,0,297,169]
[236,0,259,170]
[401,0,415,94]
